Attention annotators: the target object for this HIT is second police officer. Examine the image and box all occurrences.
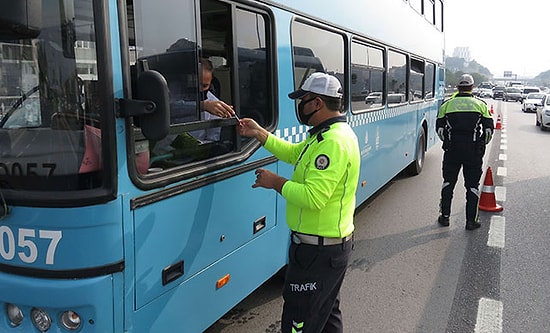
[436,74,494,230]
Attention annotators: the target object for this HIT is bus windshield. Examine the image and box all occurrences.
[0,0,104,194]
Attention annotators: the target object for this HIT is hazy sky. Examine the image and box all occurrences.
[445,0,550,78]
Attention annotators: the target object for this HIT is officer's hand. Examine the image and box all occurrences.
[437,127,445,141]
[239,118,269,144]
[484,128,493,144]
[253,168,287,193]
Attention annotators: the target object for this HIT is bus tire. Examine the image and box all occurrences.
[405,126,426,176]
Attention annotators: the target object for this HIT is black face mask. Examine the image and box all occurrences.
[296,97,319,125]
[200,90,209,101]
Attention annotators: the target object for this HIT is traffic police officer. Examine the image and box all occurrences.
[238,72,360,333]
[436,74,494,230]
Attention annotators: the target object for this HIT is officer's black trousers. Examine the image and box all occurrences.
[281,238,352,333]
[440,143,484,223]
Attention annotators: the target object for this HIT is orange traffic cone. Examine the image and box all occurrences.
[490,104,494,114]
[495,114,502,130]
[478,167,503,212]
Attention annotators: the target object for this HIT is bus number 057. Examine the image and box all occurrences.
[0,226,62,265]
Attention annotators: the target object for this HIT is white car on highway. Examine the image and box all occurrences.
[535,94,550,131]
[479,88,493,98]
[522,93,546,113]
[520,86,541,102]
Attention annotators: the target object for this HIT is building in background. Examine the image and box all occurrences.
[452,46,471,62]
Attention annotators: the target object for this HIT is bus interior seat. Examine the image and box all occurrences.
[213,66,232,104]
[209,75,221,99]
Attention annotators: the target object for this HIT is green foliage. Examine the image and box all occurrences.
[445,69,489,88]
[445,57,493,87]
[444,56,490,87]
[531,70,550,87]
[445,56,549,88]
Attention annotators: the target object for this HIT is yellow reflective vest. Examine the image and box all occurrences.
[263,117,360,238]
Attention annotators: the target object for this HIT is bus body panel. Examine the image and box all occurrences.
[0,272,121,332]
[129,221,289,333]
[264,0,444,63]
[132,166,280,308]
[0,202,123,271]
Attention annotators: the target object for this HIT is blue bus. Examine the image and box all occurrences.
[0,0,444,331]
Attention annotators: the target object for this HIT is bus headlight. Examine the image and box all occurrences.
[60,310,82,330]
[31,308,51,332]
[6,303,24,327]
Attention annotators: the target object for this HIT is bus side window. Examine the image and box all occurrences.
[129,0,273,176]
[388,50,407,106]
[290,21,345,108]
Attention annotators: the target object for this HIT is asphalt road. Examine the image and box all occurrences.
[205,98,550,333]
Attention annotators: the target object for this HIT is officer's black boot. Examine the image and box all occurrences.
[466,220,481,230]
[438,215,450,227]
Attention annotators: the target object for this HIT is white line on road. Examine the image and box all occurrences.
[495,186,506,202]
[488,216,505,249]
[499,145,507,150]
[498,154,507,161]
[497,167,507,177]
[475,298,503,333]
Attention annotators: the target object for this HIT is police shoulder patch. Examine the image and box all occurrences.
[315,154,330,170]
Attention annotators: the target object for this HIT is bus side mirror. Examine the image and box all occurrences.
[0,0,42,39]
[135,70,170,141]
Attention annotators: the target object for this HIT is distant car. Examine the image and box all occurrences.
[522,93,546,113]
[365,92,383,104]
[535,94,550,130]
[387,93,406,105]
[479,88,493,98]
[520,86,541,103]
[492,86,505,99]
[504,87,522,102]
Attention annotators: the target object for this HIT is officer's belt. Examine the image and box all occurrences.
[291,232,352,246]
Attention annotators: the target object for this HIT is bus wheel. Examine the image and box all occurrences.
[405,127,425,176]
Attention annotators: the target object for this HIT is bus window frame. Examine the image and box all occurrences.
[0,0,117,208]
[409,57,425,104]
[387,49,409,107]
[424,61,436,100]
[350,37,387,114]
[290,17,349,113]
[124,0,278,191]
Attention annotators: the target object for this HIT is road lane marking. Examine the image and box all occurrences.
[488,216,505,249]
[475,298,503,333]
[497,167,507,177]
[498,154,507,161]
[495,186,506,202]
[499,144,507,150]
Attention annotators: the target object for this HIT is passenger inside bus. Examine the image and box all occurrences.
[132,0,272,175]
[149,57,235,167]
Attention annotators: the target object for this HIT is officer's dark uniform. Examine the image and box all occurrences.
[263,116,360,333]
[436,91,494,228]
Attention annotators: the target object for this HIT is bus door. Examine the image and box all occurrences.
[123,0,284,329]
